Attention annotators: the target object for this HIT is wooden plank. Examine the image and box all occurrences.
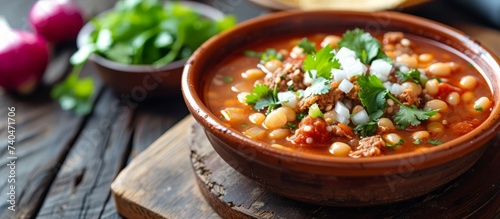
[34,90,133,219]
[0,62,100,219]
[111,116,220,219]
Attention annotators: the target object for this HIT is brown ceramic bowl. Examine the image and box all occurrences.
[182,10,500,206]
[76,1,224,98]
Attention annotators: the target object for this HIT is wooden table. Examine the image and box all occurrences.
[0,0,498,218]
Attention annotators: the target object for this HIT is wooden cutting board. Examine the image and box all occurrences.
[111,115,500,218]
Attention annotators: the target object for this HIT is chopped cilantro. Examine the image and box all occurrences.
[298,37,316,54]
[427,139,443,145]
[223,76,233,83]
[303,45,340,79]
[296,112,307,121]
[394,105,437,129]
[386,139,405,149]
[397,69,422,84]
[369,110,384,121]
[287,84,294,91]
[474,105,483,112]
[245,84,280,112]
[357,75,388,114]
[357,75,438,130]
[282,122,297,130]
[280,74,287,79]
[354,121,378,137]
[302,77,331,98]
[241,123,248,128]
[338,28,388,64]
[244,48,283,63]
[467,62,473,68]
[431,77,442,83]
[413,138,423,145]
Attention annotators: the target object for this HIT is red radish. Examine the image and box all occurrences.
[0,18,49,94]
[29,0,84,43]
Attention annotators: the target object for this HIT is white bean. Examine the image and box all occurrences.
[329,142,351,157]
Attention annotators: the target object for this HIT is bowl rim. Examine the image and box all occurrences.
[75,0,225,73]
[182,9,500,171]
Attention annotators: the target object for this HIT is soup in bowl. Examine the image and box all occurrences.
[182,10,500,206]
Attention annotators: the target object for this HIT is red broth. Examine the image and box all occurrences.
[204,32,493,157]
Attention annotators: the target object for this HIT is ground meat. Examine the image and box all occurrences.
[345,77,362,101]
[383,32,414,57]
[298,88,343,112]
[290,116,334,145]
[264,57,306,92]
[383,32,405,44]
[398,89,421,106]
[349,135,386,158]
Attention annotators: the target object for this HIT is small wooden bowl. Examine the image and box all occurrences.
[182,10,500,206]
[76,1,225,98]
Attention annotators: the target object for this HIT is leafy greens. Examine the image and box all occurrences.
[338,28,388,64]
[357,75,438,130]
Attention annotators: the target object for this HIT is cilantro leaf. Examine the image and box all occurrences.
[397,69,422,84]
[282,122,297,130]
[474,105,483,112]
[296,112,307,121]
[245,84,281,112]
[358,75,438,130]
[354,121,378,137]
[298,37,316,54]
[302,77,331,98]
[413,138,423,145]
[303,45,340,79]
[427,139,443,145]
[223,76,233,83]
[244,48,283,63]
[357,75,388,114]
[394,105,438,129]
[338,28,388,64]
[245,84,271,105]
[386,139,405,149]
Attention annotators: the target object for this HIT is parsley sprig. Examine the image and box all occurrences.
[357,75,438,130]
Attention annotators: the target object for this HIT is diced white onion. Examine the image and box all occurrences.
[390,83,404,96]
[343,58,366,78]
[336,47,356,60]
[303,70,316,86]
[335,101,350,118]
[370,59,392,82]
[383,81,392,90]
[338,79,354,93]
[351,109,369,125]
[278,91,298,109]
[331,68,347,82]
[336,114,350,125]
[399,65,410,73]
